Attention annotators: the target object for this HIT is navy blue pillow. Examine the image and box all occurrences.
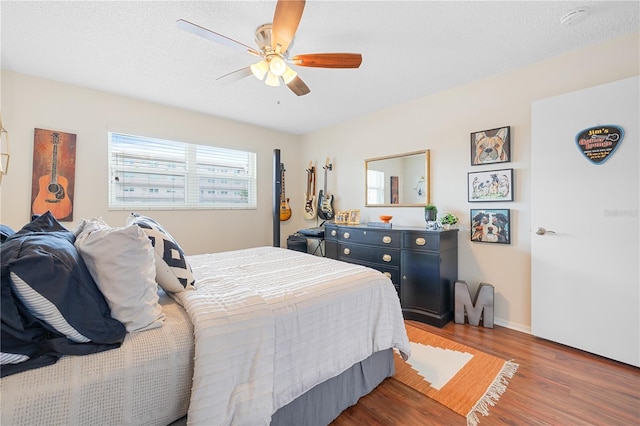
[0,224,15,243]
[1,212,126,376]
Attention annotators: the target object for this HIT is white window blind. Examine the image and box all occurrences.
[108,132,257,210]
[367,169,385,204]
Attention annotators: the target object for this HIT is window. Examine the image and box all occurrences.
[367,169,385,204]
[108,132,257,210]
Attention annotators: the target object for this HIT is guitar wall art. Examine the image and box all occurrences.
[279,163,292,221]
[31,128,76,221]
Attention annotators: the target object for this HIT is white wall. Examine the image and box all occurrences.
[2,32,638,331]
[297,32,639,331]
[0,71,301,254]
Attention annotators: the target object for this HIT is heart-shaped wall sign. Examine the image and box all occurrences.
[575,125,624,165]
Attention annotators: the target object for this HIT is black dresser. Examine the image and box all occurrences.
[325,223,458,327]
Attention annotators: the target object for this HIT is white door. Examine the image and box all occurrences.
[531,76,639,367]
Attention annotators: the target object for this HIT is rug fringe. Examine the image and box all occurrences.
[466,360,519,426]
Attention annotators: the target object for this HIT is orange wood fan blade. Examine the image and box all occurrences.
[286,75,311,96]
[291,53,362,68]
[272,0,305,53]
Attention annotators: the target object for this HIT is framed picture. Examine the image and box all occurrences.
[468,168,514,202]
[31,128,77,222]
[471,125,510,165]
[470,209,510,244]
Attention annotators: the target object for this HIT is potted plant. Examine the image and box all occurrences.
[424,204,438,223]
[439,213,458,230]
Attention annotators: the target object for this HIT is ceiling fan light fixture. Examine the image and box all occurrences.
[269,55,287,76]
[282,66,298,84]
[265,71,281,87]
[250,60,269,80]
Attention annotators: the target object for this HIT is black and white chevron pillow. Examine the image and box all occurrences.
[127,213,195,293]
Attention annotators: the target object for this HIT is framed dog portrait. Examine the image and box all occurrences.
[470,208,510,244]
[470,126,510,165]
[468,168,514,202]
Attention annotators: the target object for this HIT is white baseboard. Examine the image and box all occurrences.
[494,318,531,334]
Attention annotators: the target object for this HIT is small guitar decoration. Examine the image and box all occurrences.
[279,163,292,221]
[32,132,72,219]
[317,157,334,221]
[303,161,317,220]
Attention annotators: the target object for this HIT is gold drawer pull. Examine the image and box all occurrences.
[383,272,392,279]
[331,230,337,236]
[415,237,426,246]
[343,248,351,255]
[382,236,392,244]
[343,232,350,239]
[382,254,392,262]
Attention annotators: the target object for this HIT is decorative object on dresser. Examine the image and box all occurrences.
[303,161,317,219]
[424,204,437,221]
[438,213,458,230]
[334,209,360,225]
[378,215,393,223]
[424,204,438,230]
[279,163,292,221]
[394,322,518,426]
[325,223,458,327]
[317,157,334,220]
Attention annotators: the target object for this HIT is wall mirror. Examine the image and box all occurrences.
[365,150,430,207]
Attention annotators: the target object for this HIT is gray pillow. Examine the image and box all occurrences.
[75,218,166,332]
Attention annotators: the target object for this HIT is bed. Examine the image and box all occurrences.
[1,213,410,425]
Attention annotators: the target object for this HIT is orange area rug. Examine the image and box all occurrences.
[394,323,519,426]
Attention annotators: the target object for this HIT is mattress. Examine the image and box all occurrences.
[0,291,194,426]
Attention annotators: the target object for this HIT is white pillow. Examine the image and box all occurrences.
[75,218,165,333]
[126,213,196,293]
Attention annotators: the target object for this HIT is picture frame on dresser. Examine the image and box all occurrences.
[467,168,514,202]
[470,208,511,244]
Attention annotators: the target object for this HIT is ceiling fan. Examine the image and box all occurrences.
[177,0,362,96]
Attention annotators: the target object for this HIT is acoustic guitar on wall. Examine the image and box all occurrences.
[317,157,334,220]
[303,161,317,220]
[32,132,72,219]
[280,163,292,221]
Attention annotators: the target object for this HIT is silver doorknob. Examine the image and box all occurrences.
[536,227,556,235]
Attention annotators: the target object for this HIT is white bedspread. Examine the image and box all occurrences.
[177,246,410,426]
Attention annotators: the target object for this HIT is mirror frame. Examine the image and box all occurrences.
[364,149,430,207]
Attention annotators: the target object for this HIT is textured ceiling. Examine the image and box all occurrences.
[2,1,639,135]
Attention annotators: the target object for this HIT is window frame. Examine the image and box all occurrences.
[108,132,257,211]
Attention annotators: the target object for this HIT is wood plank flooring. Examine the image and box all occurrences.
[331,320,640,425]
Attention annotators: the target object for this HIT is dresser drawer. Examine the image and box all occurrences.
[369,266,400,286]
[339,243,400,267]
[338,228,401,248]
[403,231,440,251]
[367,264,400,297]
[325,225,339,241]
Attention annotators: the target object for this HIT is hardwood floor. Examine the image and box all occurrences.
[331,320,640,425]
